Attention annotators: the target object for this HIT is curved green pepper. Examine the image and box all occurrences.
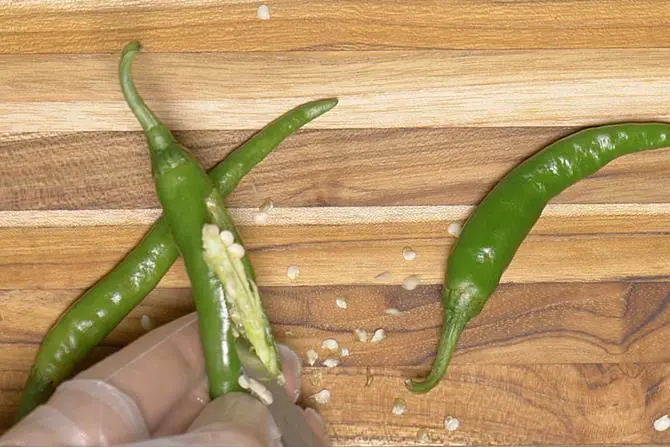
[409,123,670,393]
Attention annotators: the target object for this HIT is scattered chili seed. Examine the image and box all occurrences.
[402,247,417,261]
[238,375,250,390]
[340,347,350,357]
[321,339,339,351]
[385,308,401,316]
[335,297,348,309]
[306,349,318,366]
[447,222,462,237]
[370,328,386,343]
[140,315,154,332]
[654,414,670,432]
[354,328,369,342]
[444,416,460,432]
[310,389,331,405]
[253,211,268,225]
[287,265,300,280]
[257,4,270,20]
[247,376,274,405]
[322,358,340,368]
[392,398,407,416]
[402,275,420,290]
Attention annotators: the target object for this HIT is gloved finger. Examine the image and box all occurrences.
[186,392,281,445]
[302,407,329,446]
[151,343,304,437]
[113,393,283,447]
[0,313,203,446]
[150,375,208,438]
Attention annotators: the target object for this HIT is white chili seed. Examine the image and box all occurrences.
[402,247,416,261]
[256,4,270,20]
[371,328,386,343]
[402,275,420,291]
[321,339,339,351]
[287,265,300,280]
[228,243,246,259]
[219,230,235,246]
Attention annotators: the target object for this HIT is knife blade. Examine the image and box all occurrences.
[235,339,316,447]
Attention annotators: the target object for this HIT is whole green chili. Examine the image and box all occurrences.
[408,123,670,393]
[16,87,336,420]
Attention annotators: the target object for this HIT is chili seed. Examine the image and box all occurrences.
[219,230,235,246]
[354,328,368,342]
[287,265,300,280]
[257,4,270,20]
[402,275,420,291]
[253,211,268,225]
[140,315,154,332]
[306,349,318,366]
[322,358,340,368]
[654,414,670,432]
[321,339,339,351]
[335,297,348,309]
[444,416,460,432]
[370,328,386,343]
[392,398,407,416]
[310,389,331,405]
[402,247,417,261]
[448,222,462,237]
[385,308,401,316]
[228,243,246,259]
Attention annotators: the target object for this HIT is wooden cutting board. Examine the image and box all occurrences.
[2,1,670,445]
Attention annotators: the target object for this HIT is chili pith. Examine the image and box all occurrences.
[16,83,336,420]
[408,123,670,393]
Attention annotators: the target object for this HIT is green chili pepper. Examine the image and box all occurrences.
[408,123,670,393]
[118,40,250,399]
[16,87,336,420]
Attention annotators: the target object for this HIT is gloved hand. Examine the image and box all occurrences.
[0,313,327,446]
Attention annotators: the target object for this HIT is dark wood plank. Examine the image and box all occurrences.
[3,128,670,210]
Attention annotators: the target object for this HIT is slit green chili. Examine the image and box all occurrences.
[408,123,670,393]
[118,41,247,399]
[16,80,336,420]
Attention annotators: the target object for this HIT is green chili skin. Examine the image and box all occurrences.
[408,123,670,393]
[119,41,242,399]
[16,93,336,420]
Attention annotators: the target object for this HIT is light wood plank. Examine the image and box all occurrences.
[4,50,670,131]
[1,216,670,290]
[4,282,670,366]
[1,1,670,53]
[4,128,670,210]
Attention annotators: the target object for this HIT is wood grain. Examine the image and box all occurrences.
[3,1,670,445]
[2,217,670,290]
[5,50,670,131]
[4,128,670,210]
[3,281,670,366]
[2,279,670,443]
[1,1,670,54]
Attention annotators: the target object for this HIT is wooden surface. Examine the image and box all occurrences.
[2,1,670,445]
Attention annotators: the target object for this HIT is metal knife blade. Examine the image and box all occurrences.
[235,339,316,447]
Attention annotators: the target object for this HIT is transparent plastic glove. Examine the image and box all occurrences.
[0,313,327,447]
